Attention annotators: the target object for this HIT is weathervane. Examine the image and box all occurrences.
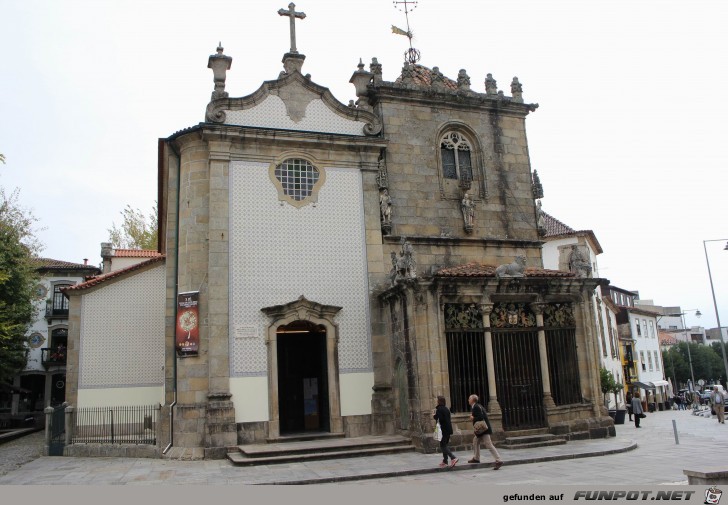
[392,0,420,64]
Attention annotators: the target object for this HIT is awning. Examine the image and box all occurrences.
[632,381,656,390]
[652,380,670,387]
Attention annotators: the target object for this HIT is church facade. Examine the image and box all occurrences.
[66,7,614,458]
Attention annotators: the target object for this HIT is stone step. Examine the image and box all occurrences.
[266,432,346,444]
[502,433,563,445]
[499,439,567,450]
[228,434,415,466]
[227,444,415,466]
[501,428,550,438]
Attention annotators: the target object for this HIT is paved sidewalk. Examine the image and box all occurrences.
[0,408,725,485]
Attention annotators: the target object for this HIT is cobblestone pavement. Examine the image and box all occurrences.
[0,430,45,477]
[0,408,725,485]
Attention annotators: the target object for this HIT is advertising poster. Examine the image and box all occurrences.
[176,291,199,356]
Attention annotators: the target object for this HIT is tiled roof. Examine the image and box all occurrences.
[542,212,576,237]
[35,258,99,271]
[113,249,162,258]
[394,64,458,90]
[541,212,604,254]
[436,262,575,278]
[63,255,165,293]
[659,331,679,346]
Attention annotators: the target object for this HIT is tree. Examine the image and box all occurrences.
[600,367,622,409]
[108,203,158,250]
[0,187,42,382]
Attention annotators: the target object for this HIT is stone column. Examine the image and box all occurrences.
[43,406,53,456]
[10,376,20,415]
[531,303,556,409]
[44,373,53,408]
[64,403,73,446]
[480,304,501,415]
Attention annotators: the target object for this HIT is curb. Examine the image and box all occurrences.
[258,441,639,485]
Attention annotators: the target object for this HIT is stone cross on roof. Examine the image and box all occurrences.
[278,2,306,54]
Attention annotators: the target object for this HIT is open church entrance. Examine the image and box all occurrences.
[276,321,330,434]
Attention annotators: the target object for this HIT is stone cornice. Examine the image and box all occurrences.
[383,235,543,248]
[370,82,539,116]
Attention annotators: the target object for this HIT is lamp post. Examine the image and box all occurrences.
[668,310,701,391]
[703,238,728,386]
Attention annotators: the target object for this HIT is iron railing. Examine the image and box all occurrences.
[492,328,545,430]
[72,404,159,445]
[446,329,488,413]
[546,328,582,406]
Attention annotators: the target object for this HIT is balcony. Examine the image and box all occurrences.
[45,305,69,321]
[41,348,67,367]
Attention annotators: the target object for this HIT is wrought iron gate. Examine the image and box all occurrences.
[492,329,545,430]
[444,304,488,413]
[48,404,65,456]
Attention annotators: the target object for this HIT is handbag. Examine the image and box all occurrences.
[473,420,488,436]
[434,421,443,442]
[473,404,490,435]
[639,413,646,419]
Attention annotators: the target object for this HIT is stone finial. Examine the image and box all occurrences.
[532,170,544,199]
[282,53,306,74]
[207,42,233,101]
[430,66,446,90]
[457,69,471,91]
[536,200,545,236]
[370,57,383,84]
[485,73,498,95]
[400,62,416,86]
[349,58,374,112]
[511,76,523,103]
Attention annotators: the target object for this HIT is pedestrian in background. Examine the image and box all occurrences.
[433,395,458,468]
[710,386,725,424]
[626,392,634,421]
[631,393,644,428]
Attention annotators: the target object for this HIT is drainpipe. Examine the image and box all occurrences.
[163,140,182,455]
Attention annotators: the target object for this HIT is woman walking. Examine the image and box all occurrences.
[433,396,458,468]
[467,394,503,470]
[631,393,644,428]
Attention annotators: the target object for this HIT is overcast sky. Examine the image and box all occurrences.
[1,0,726,330]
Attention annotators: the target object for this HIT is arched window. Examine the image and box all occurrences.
[440,132,473,184]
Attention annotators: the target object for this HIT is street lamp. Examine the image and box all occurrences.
[668,310,701,391]
[704,238,728,386]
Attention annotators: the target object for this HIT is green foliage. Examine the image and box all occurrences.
[663,342,727,387]
[108,203,158,251]
[0,188,42,382]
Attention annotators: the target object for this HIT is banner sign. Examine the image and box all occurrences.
[176,291,200,356]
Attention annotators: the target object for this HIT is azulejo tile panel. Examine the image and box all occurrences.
[224,95,366,136]
[229,161,372,376]
[79,265,166,388]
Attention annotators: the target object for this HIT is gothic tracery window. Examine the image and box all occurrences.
[440,132,473,183]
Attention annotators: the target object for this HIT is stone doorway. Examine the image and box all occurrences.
[277,321,330,434]
[261,295,344,439]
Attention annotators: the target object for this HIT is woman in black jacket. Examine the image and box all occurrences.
[433,395,458,468]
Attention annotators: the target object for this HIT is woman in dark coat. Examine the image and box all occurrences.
[433,395,458,468]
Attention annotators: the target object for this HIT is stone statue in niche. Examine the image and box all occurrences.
[568,245,592,278]
[388,238,417,286]
[379,188,392,234]
[495,255,527,278]
[461,192,475,234]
